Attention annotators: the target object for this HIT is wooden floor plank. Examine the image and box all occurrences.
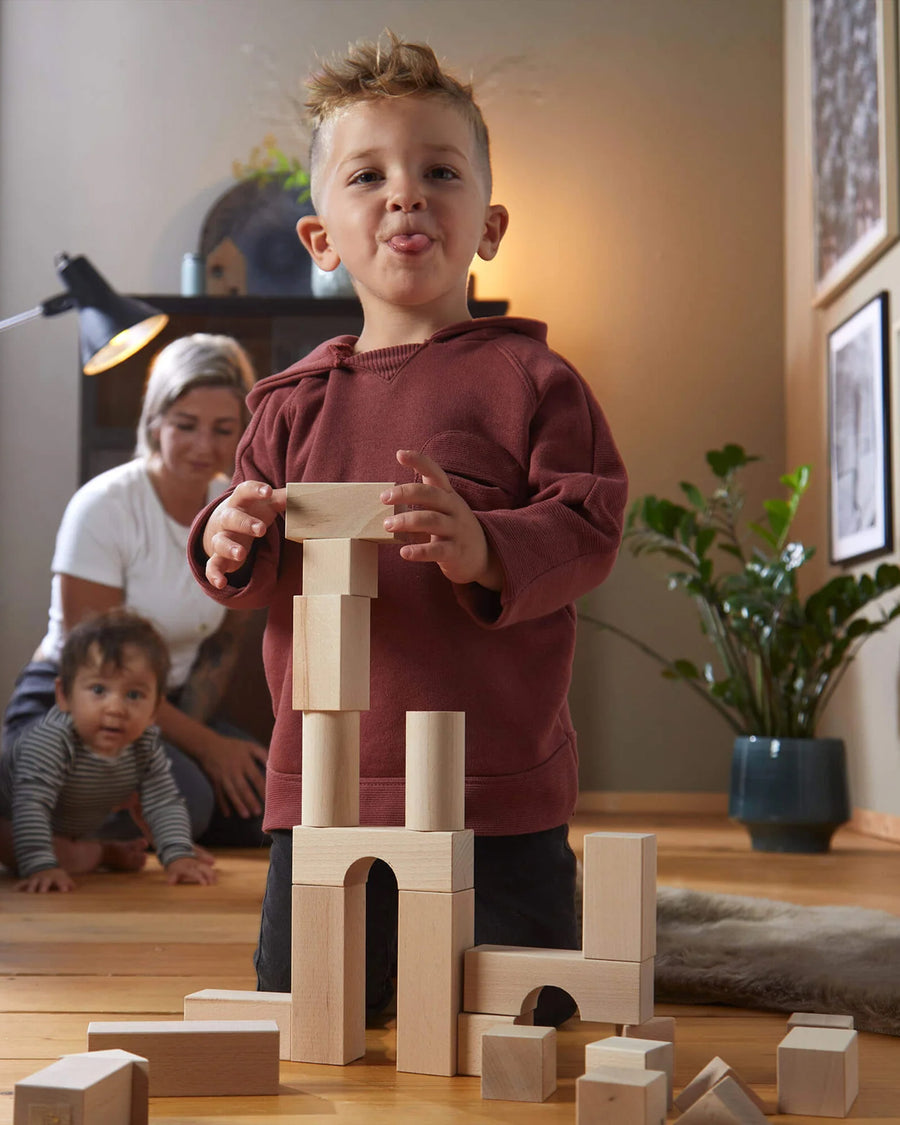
[2,814,900,1124]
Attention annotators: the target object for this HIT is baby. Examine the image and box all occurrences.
[0,608,216,891]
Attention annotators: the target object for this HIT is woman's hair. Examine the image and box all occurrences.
[58,607,171,699]
[135,333,256,459]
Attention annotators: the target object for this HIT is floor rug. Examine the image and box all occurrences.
[654,886,900,1035]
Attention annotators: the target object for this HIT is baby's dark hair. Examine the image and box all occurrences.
[305,31,492,196]
[58,608,170,699]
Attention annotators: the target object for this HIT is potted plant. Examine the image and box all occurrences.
[581,443,900,852]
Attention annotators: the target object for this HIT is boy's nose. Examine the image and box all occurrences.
[387,176,425,212]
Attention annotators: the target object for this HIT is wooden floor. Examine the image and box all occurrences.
[2,812,900,1123]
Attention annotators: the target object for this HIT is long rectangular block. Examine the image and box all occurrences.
[183,989,292,1059]
[576,1066,667,1125]
[291,882,365,1065]
[286,482,395,542]
[463,945,654,1025]
[777,1026,859,1117]
[396,888,474,1075]
[292,825,474,892]
[292,594,370,710]
[302,537,379,596]
[582,832,656,961]
[788,1011,855,1031]
[457,1011,534,1076]
[15,1052,145,1125]
[86,1020,279,1096]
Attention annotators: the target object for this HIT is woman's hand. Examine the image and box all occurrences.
[198,733,268,818]
[17,866,75,893]
[165,855,218,885]
[382,450,504,590]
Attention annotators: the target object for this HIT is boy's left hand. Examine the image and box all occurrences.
[165,855,218,886]
[382,450,503,590]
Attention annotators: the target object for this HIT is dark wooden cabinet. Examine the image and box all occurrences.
[79,294,508,483]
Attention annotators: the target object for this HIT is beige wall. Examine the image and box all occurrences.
[784,0,900,818]
[0,0,783,794]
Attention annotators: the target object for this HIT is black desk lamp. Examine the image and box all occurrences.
[0,253,168,373]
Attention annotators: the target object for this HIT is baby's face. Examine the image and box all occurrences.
[306,96,504,318]
[57,644,159,757]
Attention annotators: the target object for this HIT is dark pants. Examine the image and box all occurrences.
[255,823,578,1026]
[3,660,267,848]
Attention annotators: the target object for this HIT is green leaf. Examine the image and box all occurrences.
[680,481,705,510]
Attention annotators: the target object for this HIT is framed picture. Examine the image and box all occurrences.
[828,291,892,564]
[810,0,899,306]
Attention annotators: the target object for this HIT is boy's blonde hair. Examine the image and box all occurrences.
[305,32,492,196]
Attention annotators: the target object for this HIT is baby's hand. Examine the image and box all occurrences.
[17,866,75,893]
[203,481,287,589]
[382,450,503,589]
[165,855,218,885]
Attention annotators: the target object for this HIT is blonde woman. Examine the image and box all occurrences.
[4,334,268,848]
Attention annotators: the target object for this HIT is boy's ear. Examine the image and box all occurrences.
[54,678,70,713]
[477,204,510,262]
[296,216,342,273]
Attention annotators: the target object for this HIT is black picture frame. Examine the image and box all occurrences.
[828,291,892,564]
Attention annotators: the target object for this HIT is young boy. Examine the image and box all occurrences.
[188,34,627,1019]
[0,608,216,892]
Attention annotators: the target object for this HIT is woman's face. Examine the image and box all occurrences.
[154,386,244,484]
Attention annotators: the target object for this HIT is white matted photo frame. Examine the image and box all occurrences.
[809,0,899,306]
[828,291,892,564]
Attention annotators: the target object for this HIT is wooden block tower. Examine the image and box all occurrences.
[286,483,474,1076]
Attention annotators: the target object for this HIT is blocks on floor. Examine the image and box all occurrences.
[585,1034,673,1105]
[481,1024,557,1103]
[576,1065,667,1125]
[14,1049,148,1125]
[777,1025,859,1117]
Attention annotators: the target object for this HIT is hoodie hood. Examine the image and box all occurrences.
[246,316,548,412]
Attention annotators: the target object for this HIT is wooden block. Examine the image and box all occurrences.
[396,888,474,1076]
[585,1035,673,1106]
[183,988,291,1059]
[86,1020,279,1096]
[302,711,360,826]
[405,711,465,831]
[576,1066,667,1125]
[675,1056,766,1114]
[292,825,474,892]
[678,1074,769,1124]
[457,1011,534,1077]
[582,832,656,961]
[620,1015,675,1045]
[290,882,365,1065]
[292,594,370,710]
[302,537,379,596]
[482,1024,557,1102]
[286,482,395,542]
[59,1051,148,1125]
[788,1011,855,1030]
[14,1052,142,1125]
[463,945,653,1025]
[777,1026,859,1117]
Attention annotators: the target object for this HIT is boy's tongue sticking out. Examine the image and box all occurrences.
[388,233,432,253]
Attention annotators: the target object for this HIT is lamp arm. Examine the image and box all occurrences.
[0,292,77,334]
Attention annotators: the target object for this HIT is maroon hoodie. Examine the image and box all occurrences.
[188,317,627,834]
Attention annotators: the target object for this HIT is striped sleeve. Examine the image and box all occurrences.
[135,731,195,867]
[8,717,73,877]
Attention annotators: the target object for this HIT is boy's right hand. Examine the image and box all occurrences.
[202,482,287,589]
[17,866,75,893]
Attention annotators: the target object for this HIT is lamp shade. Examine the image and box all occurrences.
[55,253,168,374]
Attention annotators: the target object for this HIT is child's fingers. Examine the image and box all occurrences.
[394,448,453,492]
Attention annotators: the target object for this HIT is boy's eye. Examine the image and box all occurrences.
[126,689,146,701]
[349,169,382,186]
[428,165,458,181]
[89,684,106,696]
[214,425,238,438]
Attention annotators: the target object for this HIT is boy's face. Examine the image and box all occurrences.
[298,96,508,327]
[56,644,159,758]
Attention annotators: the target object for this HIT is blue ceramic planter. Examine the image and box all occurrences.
[728,736,850,853]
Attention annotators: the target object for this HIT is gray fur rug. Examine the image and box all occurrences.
[655,887,900,1035]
